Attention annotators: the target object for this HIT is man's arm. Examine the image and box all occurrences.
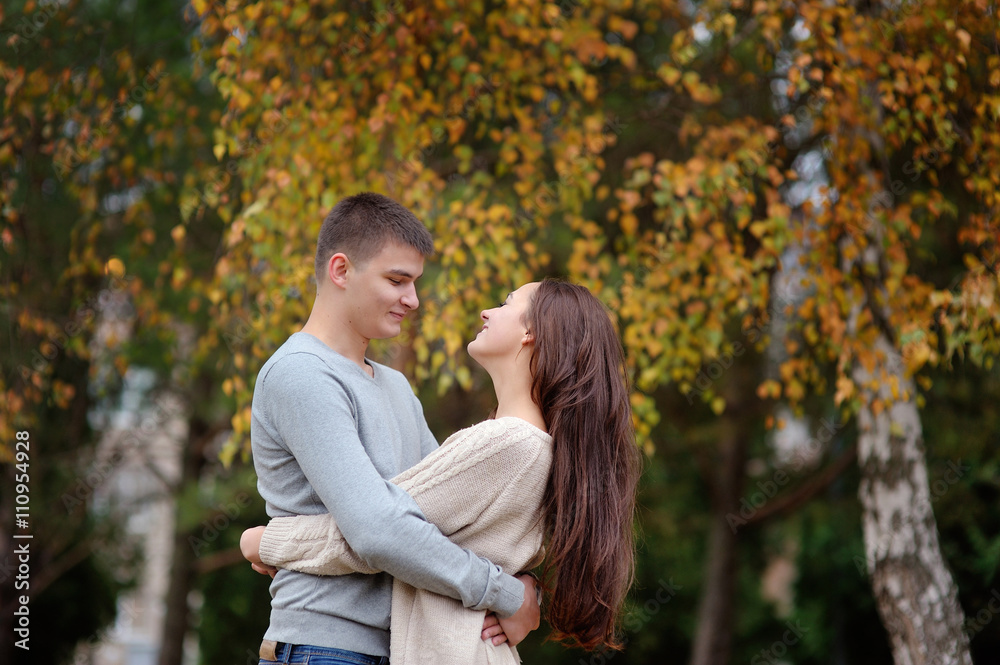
[411,390,440,460]
[261,355,525,616]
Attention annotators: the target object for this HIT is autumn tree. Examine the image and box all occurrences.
[607,1,999,663]
[1,1,236,663]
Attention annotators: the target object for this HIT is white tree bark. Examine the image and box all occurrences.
[835,0,974,655]
[852,332,972,665]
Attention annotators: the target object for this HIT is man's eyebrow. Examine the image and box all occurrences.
[386,268,420,279]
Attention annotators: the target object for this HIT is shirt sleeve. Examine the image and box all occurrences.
[258,355,525,617]
[260,420,543,608]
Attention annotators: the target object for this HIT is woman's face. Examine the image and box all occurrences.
[467,282,540,362]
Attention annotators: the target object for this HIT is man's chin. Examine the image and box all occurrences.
[370,324,403,340]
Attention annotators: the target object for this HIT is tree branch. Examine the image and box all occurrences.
[194,547,249,575]
[746,443,858,525]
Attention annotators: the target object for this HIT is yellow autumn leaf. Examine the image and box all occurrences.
[621,213,638,236]
[104,256,125,278]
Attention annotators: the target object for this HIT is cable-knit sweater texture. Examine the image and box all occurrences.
[260,417,553,664]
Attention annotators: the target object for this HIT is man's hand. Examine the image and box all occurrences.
[240,526,278,578]
[481,574,540,647]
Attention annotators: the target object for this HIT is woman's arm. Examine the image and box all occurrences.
[253,419,547,576]
[255,512,375,575]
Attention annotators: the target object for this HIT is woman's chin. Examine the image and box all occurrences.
[467,339,493,365]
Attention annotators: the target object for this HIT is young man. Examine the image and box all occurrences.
[249,193,538,664]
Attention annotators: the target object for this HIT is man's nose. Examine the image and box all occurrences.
[401,283,419,309]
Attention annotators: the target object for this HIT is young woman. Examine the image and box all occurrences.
[242,279,642,664]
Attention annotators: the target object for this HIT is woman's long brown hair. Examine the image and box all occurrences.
[523,279,642,651]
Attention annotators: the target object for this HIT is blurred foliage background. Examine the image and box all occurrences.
[1,0,998,664]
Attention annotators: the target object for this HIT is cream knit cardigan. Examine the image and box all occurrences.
[259,417,553,665]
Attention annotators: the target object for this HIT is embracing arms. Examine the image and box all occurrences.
[253,354,526,616]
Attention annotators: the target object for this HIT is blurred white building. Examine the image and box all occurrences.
[70,288,198,665]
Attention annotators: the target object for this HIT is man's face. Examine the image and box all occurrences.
[343,240,425,341]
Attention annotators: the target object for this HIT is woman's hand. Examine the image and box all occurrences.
[481,574,540,646]
[481,612,505,645]
[240,526,278,578]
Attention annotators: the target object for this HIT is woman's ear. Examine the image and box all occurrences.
[522,330,535,346]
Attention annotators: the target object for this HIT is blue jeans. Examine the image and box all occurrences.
[260,642,389,665]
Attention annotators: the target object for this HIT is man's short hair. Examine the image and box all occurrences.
[314,192,434,284]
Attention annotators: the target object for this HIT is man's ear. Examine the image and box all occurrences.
[327,253,351,288]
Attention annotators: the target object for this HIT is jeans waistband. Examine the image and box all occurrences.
[265,641,389,665]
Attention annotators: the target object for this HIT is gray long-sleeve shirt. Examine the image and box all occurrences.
[251,332,524,656]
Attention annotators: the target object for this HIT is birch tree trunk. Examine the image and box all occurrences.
[832,0,975,656]
[851,332,973,664]
[847,234,972,664]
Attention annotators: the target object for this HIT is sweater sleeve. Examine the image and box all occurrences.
[260,419,544,576]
